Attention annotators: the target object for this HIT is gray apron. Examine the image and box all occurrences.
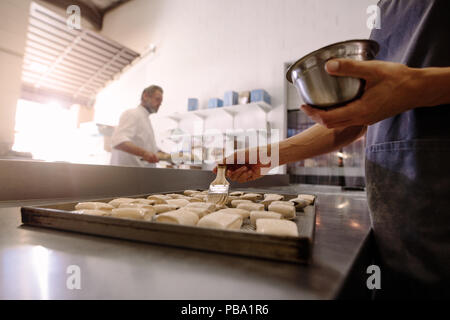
[366,0,450,298]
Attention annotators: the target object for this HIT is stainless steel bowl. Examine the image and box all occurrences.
[286,39,380,109]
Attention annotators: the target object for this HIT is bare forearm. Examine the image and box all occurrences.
[114,141,148,157]
[279,124,366,165]
[412,67,450,107]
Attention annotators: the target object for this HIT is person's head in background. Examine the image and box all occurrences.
[141,85,163,113]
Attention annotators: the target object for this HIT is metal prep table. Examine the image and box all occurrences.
[0,183,371,299]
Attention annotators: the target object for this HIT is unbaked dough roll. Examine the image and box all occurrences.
[75,202,114,211]
[132,198,156,205]
[231,199,253,208]
[216,208,250,219]
[182,207,211,218]
[229,191,245,197]
[111,207,155,221]
[225,195,240,206]
[152,204,178,213]
[118,203,157,218]
[191,194,207,201]
[261,194,285,209]
[236,202,264,212]
[264,193,285,201]
[256,219,298,237]
[288,197,309,210]
[166,199,190,208]
[250,210,282,226]
[155,209,199,226]
[240,193,263,201]
[268,203,296,219]
[73,209,111,216]
[215,204,228,211]
[185,202,216,213]
[270,200,294,206]
[298,194,315,205]
[108,198,137,208]
[197,212,242,230]
[119,202,151,209]
[164,193,182,199]
[146,195,171,204]
[183,190,202,196]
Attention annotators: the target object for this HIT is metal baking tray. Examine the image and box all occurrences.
[21,189,316,264]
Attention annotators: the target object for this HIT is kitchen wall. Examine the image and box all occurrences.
[95,0,376,158]
[95,0,377,170]
[0,0,32,155]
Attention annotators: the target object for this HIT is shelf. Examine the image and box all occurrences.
[160,101,273,123]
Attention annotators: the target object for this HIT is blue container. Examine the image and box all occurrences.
[223,91,238,106]
[188,98,198,111]
[250,89,271,105]
[208,98,223,108]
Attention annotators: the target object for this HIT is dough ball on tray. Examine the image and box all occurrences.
[260,194,284,209]
[185,202,216,213]
[147,195,172,204]
[256,219,299,237]
[197,211,243,230]
[166,199,190,208]
[183,190,203,196]
[111,207,156,221]
[153,204,178,214]
[183,207,211,218]
[236,202,264,212]
[268,202,296,219]
[73,209,111,216]
[107,198,137,208]
[75,202,114,211]
[298,194,315,205]
[216,208,250,219]
[250,210,282,227]
[239,193,262,201]
[289,197,310,210]
[155,209,199,226]
[231,199,253,208]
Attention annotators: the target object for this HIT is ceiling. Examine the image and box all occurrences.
[40,0,133,30]
[21,2,140,107]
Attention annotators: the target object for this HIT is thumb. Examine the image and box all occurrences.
[325,58,376,80]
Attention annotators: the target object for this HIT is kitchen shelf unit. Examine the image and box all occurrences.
[156,101,274,168]
[162,101,273,131]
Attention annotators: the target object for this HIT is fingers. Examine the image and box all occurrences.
[325,59,377,81]
[300,105,329,126]
[236,167,259,183]
[301,104,361,128]
[227,165,260,183]
[228,165,248,181]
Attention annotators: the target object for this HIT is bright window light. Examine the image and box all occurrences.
[13,99,109,164]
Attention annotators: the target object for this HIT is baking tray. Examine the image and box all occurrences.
[21,189,316,264]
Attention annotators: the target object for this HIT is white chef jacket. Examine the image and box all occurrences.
[110,105,158,167]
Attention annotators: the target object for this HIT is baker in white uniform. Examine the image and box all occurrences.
[110,85,167,167]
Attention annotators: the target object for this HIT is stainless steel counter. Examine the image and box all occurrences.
[0,184,371,299]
